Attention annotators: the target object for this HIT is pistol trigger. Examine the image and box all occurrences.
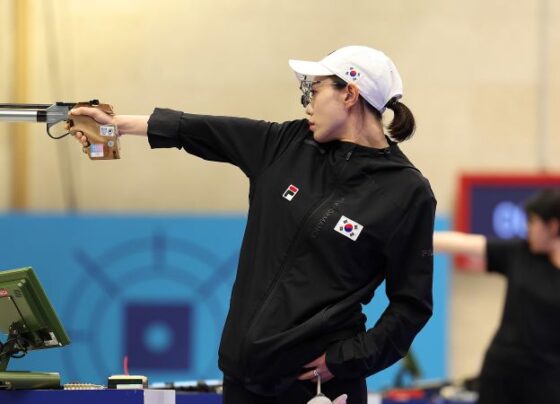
[46,120,71,139]
[46,122,55,138]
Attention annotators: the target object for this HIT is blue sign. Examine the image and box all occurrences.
[470,186,537,239]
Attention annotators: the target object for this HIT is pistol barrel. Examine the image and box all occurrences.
[0,104,70,124]
[0,109,42,122]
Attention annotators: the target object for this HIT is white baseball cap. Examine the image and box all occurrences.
[288,45,403,112]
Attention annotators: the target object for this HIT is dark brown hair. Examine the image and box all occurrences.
[525,189,560,227]
[329,75,416,142]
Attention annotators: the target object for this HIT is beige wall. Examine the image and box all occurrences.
[0,0,13,209]
[1,0,559,379]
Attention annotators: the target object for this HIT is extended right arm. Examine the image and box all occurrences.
[70,107,306,178]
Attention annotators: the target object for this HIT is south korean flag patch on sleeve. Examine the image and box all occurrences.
[334,215,364,241]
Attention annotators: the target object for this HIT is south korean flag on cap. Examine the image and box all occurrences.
[334,215,364,241]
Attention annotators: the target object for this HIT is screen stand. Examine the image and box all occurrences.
[0,329,61,390]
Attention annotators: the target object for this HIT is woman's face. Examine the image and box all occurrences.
[304,77,348,143]
[526,214,558,253]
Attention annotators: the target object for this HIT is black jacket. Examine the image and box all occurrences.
[148,109,436,394]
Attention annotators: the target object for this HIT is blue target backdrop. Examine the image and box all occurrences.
[0,214,448,391]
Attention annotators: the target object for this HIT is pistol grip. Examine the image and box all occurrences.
[69,104,120,160]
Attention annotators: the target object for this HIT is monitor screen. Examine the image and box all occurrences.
[0,267,70,371]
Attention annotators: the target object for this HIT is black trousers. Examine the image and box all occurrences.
[478,374,560,404]
[223,376,367,404]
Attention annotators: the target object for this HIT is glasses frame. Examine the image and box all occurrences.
[298,78,347,108]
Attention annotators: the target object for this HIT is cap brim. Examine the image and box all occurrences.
[288,59,333,81]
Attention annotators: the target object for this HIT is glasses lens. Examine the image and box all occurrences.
[299,80,314,107]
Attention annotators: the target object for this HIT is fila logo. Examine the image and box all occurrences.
[282,184,299,201]
[334,215,364,241]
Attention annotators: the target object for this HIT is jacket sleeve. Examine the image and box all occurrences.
[486,239,521,275]
[147,108,307,178]
[325,194,436,379]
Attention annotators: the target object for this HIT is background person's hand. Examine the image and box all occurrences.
[298,353,334,383]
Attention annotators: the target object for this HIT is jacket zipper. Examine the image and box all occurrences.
[241,151,354,378]
[241,191,338,373]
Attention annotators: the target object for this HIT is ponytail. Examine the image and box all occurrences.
[329,74,416,142]
[385,98,415,142]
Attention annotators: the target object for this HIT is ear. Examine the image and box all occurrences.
[548,218,560,237]
[344,83,360,108]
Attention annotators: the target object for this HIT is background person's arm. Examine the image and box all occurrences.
[433,231,487,272]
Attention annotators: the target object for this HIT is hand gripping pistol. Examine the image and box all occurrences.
[0,99,120,160]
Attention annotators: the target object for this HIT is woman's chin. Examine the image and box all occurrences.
[313,132,328,143]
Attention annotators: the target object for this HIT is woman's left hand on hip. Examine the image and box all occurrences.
[297,353,334,383]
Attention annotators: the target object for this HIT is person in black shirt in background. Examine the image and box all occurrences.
[71,46,436,404]
[434,189,560,404]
